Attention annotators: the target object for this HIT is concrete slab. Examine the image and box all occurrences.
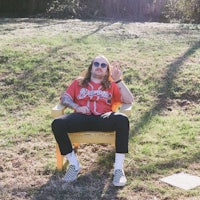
[160,172,200,190]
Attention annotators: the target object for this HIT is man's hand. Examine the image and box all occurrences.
[111,66,122,82]
[76,106,90,114]
[101,111,112,118]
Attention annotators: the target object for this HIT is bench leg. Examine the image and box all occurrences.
[73,143,80,153]
[56,143,63,171]
[56,143,80,170]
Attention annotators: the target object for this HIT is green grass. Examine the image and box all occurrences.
[0,18,200,200]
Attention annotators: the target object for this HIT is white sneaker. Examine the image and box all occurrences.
[63,165,81,183]
[112,169,127,187]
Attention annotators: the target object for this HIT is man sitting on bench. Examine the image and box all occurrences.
[51,55,134,186]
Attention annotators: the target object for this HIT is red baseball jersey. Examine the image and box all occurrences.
[65,79,122,115]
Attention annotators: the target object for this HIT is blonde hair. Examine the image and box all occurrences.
[80,55,111,89]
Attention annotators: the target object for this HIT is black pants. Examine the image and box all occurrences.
[51,112,129,155]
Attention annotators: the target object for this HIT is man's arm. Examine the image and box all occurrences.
[116,81,134,104]
[111,66,134,104]
[60,94,79,110]
[61,93,90,114]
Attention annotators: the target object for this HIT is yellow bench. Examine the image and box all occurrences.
[51,103,132,170]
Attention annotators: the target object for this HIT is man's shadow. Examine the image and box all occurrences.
[33,144,128,200]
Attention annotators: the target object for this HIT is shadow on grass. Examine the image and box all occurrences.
[9,149,199,200]
[33,151,128,200]
[130,39,200,137]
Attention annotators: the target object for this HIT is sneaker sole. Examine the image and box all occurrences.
[112,181,127,187]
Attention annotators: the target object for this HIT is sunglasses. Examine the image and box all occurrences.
[93,61,107,68]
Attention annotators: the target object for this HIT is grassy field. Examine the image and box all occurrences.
[0,18,200,200]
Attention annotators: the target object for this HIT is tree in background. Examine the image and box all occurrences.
[0,0,199,23]
[46,0,102,19]
[46,0,200,23]
[163,0,200,23]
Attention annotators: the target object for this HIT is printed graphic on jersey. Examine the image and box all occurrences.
[77,88,112,100]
